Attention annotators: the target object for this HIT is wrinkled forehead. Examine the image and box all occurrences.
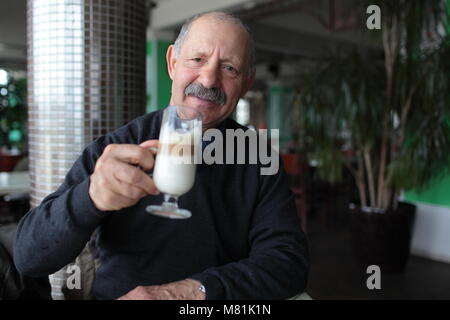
[182,16,251,58]
[189,15,250,36]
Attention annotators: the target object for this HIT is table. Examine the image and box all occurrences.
[0,171,30,195]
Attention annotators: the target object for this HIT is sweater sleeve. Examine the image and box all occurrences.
[13,138,109,277]
[190,163,310,300]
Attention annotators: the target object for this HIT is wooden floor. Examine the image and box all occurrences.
[305,212,450,300]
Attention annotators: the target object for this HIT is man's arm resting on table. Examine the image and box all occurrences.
[117,165,309,300]
[117,279,206,300]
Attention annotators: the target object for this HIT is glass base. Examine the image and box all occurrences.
[146,205,192,219]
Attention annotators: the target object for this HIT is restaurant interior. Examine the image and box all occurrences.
[1,0,450,300]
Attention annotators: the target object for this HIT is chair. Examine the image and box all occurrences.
[0,224,51,300]
[281,152,309,233]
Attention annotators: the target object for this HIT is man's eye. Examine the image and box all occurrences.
[223,65,238,75]
[192,58,202,63]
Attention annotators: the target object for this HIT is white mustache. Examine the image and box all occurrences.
[184,82,226,105]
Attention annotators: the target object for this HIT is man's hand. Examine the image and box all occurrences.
[89,140,160,211]
[117,279,206,300]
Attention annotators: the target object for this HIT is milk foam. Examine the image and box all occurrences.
[153,128,200,196]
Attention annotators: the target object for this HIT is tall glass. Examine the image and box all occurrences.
[146,106,202,219]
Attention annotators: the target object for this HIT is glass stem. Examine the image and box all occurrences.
[162,194,179,211]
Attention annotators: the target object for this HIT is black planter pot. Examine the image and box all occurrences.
[349,202,416,273]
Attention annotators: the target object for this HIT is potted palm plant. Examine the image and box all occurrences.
[296,0,450,272]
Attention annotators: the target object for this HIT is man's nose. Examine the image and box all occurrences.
[198,64,220,89]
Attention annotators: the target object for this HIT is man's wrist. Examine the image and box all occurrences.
[186,278,206,300]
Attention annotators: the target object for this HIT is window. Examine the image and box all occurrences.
[236,98,250,126]
[0,69,8,86]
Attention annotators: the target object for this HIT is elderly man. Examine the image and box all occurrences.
[14,11,309,300]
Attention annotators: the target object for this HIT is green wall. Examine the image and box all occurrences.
[267,85,294,148]
[404,174,450,208]
[146,40,172,112]
[404,0,450,209]
[447,0,450,35]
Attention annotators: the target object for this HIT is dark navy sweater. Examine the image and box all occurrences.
[14,109,309,299]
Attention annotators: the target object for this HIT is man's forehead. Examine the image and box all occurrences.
[182,17,249,55]
[187,15,249,42]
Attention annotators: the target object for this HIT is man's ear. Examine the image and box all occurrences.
[166,44,176,80]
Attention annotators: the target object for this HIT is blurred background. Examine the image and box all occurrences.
[0,0,449,299]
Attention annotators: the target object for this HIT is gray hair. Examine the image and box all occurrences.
[173,11,256,78]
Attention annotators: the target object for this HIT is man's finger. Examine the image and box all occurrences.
[113,164,159,195]
[139,140,159,155]
[104,144,155,171]
[139,139,159,148]
[90,173,140,211]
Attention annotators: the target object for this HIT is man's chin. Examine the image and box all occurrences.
[180,96,230,129]
[187,96,220,109]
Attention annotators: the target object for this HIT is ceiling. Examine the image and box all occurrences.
[0,0,27,69]
[150,0,382,84]
[0,0,381,81]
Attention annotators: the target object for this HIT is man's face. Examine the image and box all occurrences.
[166,16,255,129]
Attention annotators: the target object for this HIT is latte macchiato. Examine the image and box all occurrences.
[153,129,200,196]
[153,153,195,196]
[146,105,202,219]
